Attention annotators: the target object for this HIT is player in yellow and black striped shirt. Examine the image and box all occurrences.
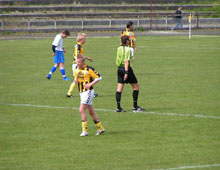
[66,33,94,98]
[74,54,105,137]
[120,21,137,58]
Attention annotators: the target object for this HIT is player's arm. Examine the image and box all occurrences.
[85,68,102,89]
[131,33,137,51]
[133,40,137,52]
[52,45,56,56]
[124,60,129,80]
[85,56,94,62]
[74,71,78,84]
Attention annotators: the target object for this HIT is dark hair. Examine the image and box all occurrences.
[121,36,129,45]
[62,30,70,36]
[127,21,134,28]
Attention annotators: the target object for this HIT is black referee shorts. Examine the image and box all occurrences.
[117,67,138,84]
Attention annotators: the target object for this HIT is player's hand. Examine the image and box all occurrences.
[85,83,92,89]
[63,50,66,53]
[135,47,138,52]
[53,53,56,56]
[87,57,94,62]
[124,74,128,81]
[75,79,78,83]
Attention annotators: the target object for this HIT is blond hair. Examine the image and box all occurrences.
[77,33,86,42]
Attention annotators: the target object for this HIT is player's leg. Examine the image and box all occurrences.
[79,104,89,137]
[88,105,105,136]
[67,64,77,97]
[59,62,71,81]
[46,53,60,79]
[180,18,183,30]
[116,83,126,112]
[130,83,144,112]
[57,51,71,81]
[128,68,144,112]
[173,18,179,30]
[116,67,126,112]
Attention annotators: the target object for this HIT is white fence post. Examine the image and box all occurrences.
[27,18,30,30]
[81,20,84,29]
[54,19,56,29]
[1,19,3,30]
[165,16,168,30]
[109,16,112,28]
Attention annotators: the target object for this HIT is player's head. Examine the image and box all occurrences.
[121,36,130,46]
[127,21,134,31]
[179,6,182,10]
[61,30,70,38]
[76,54,86,68]
[77,33,87,44]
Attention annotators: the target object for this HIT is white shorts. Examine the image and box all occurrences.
[72,64,77,77]
[80,89,94,105]
[130,47,134,57]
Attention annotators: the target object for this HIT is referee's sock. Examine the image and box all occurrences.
[116,91,122,109]
[133,90,139,108]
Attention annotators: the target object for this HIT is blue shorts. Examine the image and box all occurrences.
[54,50,65,64]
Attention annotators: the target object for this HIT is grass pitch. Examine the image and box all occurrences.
[0,35,220,170]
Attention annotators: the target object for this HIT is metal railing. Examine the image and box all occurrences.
[0,14,220,32]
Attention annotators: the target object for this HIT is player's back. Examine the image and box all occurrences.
[52,34,63,51]
[116,46,131,67]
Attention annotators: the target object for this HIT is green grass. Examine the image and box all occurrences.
[0,35,220,170]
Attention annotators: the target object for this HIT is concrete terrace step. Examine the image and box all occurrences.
[0,11,216,18]
[0,0,205,5]
[0,4,217,13]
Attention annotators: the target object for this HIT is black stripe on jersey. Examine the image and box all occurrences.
[90,77,94,82]
[90,86,93,91]
[85,81,88,92]
[87,66,101,77]
[81,82,84,92]
[77,44,81,53]
[78,83,80,91]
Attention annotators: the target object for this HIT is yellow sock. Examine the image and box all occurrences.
[82,121,88,132]
[67,82,76,96]
[96,121,104,131]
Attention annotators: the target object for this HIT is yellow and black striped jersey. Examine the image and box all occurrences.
[120,28,136,48]
[74,64,101,93]
[73,42,85,64]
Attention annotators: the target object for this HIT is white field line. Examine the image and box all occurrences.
[0,102,220,120]
[149,163,220,170]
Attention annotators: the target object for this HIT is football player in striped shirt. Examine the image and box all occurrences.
[74,54,105,137]
[121,21,137,58]
[66,33,95,98]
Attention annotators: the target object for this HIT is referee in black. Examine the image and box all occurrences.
[115,36,144,112]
